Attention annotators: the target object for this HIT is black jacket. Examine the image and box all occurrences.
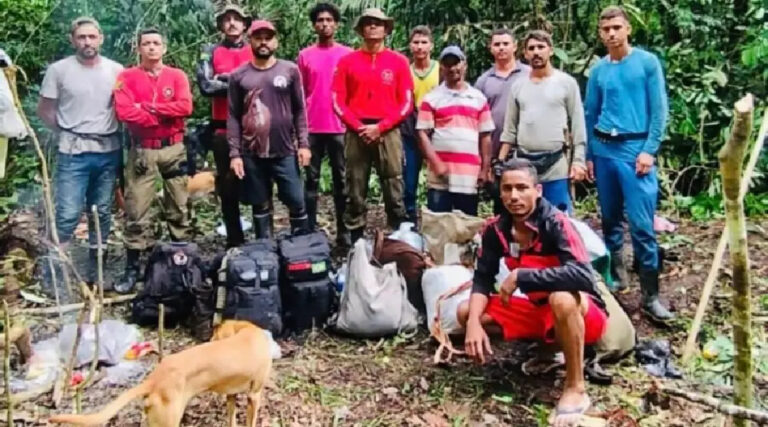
[472,198,605,309]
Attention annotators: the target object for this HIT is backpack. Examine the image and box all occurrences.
[278,231,335,333]
[278,231,332,283]
[335,238,419,337]
[214,242,284,336]
[131,242,204,327]
[188,277,216,341]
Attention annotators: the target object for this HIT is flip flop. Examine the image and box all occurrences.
[549,394,591,427]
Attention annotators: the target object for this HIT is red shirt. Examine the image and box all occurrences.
[211,44,252,121]
[114,65,193,149]
[331,48,413,133]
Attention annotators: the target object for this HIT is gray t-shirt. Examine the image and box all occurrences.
[475,61,530,156]
[40,56,123,154]
[500,70,587,182]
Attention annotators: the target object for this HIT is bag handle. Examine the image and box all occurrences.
[431,280,473,364]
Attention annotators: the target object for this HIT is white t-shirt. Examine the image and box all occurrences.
[40,55,123,153]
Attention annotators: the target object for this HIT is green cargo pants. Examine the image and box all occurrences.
[124,142,190,250]
[344,128,407,231]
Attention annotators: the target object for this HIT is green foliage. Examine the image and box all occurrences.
[0,0,765,216]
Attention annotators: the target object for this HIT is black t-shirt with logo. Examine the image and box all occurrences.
[227,59,308,158]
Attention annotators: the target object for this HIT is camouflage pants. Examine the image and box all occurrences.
[124,143,189,250]
[344,128,406,230]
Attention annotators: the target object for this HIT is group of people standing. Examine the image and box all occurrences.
[37,3,672,322]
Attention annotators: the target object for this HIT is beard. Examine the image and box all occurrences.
[77,47,98,59]
[253,46,274,59]
[531,57,547,69]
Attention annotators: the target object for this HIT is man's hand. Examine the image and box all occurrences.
[635,152,654,176]
[499,269,518,306]
[586,160,595,182]
[430,158,448,176]
[297,147,311,167]
[477,167,492,187]
[464,319,493,364]
[230,157,245,179]
[214,73,230,82]
[569,163,587,182]
[358,124,382,144]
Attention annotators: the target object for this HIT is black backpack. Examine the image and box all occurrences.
[214,241,283,336]
[131,242,204,327]
[278,231,332,283]
[278,231,335,332]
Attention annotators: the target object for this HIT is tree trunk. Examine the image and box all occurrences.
[718,94,755,427]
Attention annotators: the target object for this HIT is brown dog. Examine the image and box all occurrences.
[49,320,272,426]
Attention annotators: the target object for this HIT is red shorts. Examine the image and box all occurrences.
[485,293,607,344]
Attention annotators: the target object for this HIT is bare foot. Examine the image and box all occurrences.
[550,388,590,427]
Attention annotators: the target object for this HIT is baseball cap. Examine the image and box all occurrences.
[247,20,276,36]
[439,45,466,62]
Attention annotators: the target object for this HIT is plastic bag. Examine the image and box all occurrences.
[58,319,142,368]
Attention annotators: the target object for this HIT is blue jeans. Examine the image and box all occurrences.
[55,150,121,248]
[241,155,306,217]
[542,179,572,214]
[593,155,659,270]
[427,189,478,216]
[402,134,422,221]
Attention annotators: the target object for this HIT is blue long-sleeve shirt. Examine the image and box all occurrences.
[584,47,668,163]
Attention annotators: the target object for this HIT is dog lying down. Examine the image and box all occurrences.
[49,320,272,427]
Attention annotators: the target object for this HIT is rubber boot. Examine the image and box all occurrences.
[221,198,244,248]
[639,269,675,323]
[114,248,141,294]
[350,227,365,246]
[290,215,309,235]
[609,250,629,292]
[335,218,351,248]
[253,213,272,239]
[305,193,318,231]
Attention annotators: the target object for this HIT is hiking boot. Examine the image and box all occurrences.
[253,213,272,240]
[335,218,351,248]
[290,215,309,235]
[639,269,675,323]
[609,250,629,292]
[114,248,141,294]
[350,227,365,245]
[306,195,318,231]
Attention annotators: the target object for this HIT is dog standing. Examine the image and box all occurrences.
[49,320,272,427]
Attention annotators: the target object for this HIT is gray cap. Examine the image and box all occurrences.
[439,45,465,62]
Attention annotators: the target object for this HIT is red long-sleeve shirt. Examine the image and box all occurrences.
[331,48,413,133]
[114,65,193,148]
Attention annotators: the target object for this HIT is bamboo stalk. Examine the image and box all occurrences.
[0,294,135,317]
[3,300,12,426]
[660,384,768,424]
[683,105,768,363]
[57,305,87,408]
[158,304,165,361]
[718,95,755,427]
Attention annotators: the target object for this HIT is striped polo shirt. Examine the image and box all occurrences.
[416,83,495,194]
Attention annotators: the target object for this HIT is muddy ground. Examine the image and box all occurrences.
[4,193,768,426]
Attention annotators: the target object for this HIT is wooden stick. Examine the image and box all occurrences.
[3,300,13,427]
[0,294,135,317]
[158,304,165,362]
[57,305,87,408]
[659,384,768,424]
[719,94,755,427]
[682,105,768,363]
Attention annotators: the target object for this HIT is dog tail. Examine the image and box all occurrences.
[49,380,151,425]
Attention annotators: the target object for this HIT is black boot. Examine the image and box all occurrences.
[114,248,141,294]
[253,213,272,239]
[290,215,309,235]
[305,194,318,231]
[349,227,365,245]
[639,269,675,323]
[221,198,244,248]
[336,218,351,248]
[609,250,629,292]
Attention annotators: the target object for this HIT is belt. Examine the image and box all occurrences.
[361,118,380,125]
[594,128,649,142]
[131,134,183,149]
[210,120,226,130]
